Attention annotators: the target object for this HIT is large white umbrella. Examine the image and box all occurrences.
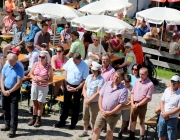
[78,0,133,15]
[136,7,180,25]
[25,3,84,22]
[71,15,134,34]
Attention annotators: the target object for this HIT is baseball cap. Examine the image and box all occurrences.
[6,9,13,13]
[8,48,20,55]
[40,43,48,48]
[171,75,180,82]
[28,16,37,21]
[15,16,22,21]
[124,42,132,48]
[169,42,179,55]
[91,61,102,71]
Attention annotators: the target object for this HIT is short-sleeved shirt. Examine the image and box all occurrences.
[34,31,50,48]
[110,39,124,52]
[161,88,180,118]
[134,26,150,37]
[85,74,104,102]
[63,58,89,85]
[132,78,154,102]
[60,29,71,42]
[101,65,115,82]
[2,61,24,89]
[129,74,139,87]
[101,40,109,52]
[143,32,159,39]
[11,24,26,45]
[99,81,128,114]
[87,43,106,61]
[69,39,85,59]
[3,16,15,31]
[125,50,136,74]
[26,24,41,43]
[132,42,143,66]
[25,48,40,69]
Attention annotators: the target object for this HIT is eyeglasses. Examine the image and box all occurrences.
[41,45,47,48]
[39,55,45,59]
[104,36,108,38]
[132,68,138,71]
[65,26,70,28]
[56,50,62,53]
[94,39,99,41]
[171,80,179,84]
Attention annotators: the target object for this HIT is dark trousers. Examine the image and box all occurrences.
[60,83,82,126]
[49,0,61,4]
[2,87,20,131]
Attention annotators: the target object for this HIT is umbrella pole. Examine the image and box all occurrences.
[53,18,57,46]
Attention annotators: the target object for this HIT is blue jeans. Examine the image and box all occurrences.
[157,114,178,140]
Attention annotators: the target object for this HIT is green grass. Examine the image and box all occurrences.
[156,68,180,80]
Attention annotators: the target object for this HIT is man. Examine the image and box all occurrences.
[34,23,50,50]
[101,54,115,82]
[85,36,106,65]
[20,42,39,75]
[92,70,128,140]
[169,40,180,55]
[158,75,180,140]
[143,27,160,41]
[126,67,154,140]
[53,53,89,129]
[25,16,41,43]
[130,36,144,66]
[66,31,85,59]
[134,20,150,37]
[0,53,24,138]
[3,16,26,57]
[117,42,136,74]
[101,33,112,52]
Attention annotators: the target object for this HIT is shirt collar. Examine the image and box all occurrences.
[101,64,112,72]
[110,81,123,89]
[139,78,149,84]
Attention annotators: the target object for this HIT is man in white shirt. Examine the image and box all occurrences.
[85,37,106,66]
[158,75,180,140]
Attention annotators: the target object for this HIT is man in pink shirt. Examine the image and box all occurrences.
[101,54,115,82]
[126,67,154,140]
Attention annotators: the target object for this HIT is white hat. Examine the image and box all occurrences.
[171,75,180,82]
[91,61,102,71]
[124,42,132,48]
[28,16,37,21]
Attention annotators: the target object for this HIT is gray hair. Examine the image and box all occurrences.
[7,53,18,61]
[40,51,51,63]
[131,36,138,42]
[102,54,110,60]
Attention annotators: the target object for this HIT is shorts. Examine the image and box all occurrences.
[120,109,130,121]
[158,115,178,140]
[31,84,49,103]
[94,111,120,131]
[130,103,147,125]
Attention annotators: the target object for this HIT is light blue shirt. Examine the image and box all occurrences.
[63,58,89,85]
[85,74,104,102]
[129,74,139,87]
[26,48,40,69]
[2,61,24,89]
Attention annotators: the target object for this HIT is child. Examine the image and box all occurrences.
[118,74,132,139]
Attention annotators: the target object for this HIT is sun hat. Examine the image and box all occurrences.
[124,42,132,48]
[15,16,22,21]
[91,61,102,71]
[171,75,180,82]
[28,16,37,21]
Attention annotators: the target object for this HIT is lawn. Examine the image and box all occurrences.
[156,68,180,80]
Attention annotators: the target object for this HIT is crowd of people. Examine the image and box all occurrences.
[0,0,180,140]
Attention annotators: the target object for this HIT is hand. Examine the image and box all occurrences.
[11,45,16,48]
[3,90,10,96]
[66,85,76,92]
[104,111,112,116]
[100,109,106,117]
[105,40,110,44]
[116,64,121,68]
[153,38,158,41]
[85,98,91,105]
[132,104,137,110]
[33,77,38,83]
[96,55,101,60]
[161,112,169,120]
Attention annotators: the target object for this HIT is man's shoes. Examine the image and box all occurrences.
[125,131,135,140]
[101,127,106,133]
[53,121,65,128]
[34,118,41,127]
[78,131,88,137]
[7,130,16,138]
[0,113,4,120]
[0,125,10,131]
[28,118,36,126]
[118,131,122,139]
[139,135,145,140]
[68,125,76,130]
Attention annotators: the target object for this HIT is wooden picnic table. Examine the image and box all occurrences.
[110,56,123,62]
[0,34,14,39]
[50,44,70,51]
[18,54,26,60]
[65,3,76,9]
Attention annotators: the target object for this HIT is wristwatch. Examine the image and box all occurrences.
[8,90,11,94]
[135,103,139,107]
[76,88,78,92]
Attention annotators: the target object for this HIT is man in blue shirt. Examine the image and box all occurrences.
[134,20,150,37]
[53,53,89,129]
[25,16,41,43]
[0,53,24,138]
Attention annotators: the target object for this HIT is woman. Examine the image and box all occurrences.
[4,0,16,10]
[28,51,53,127]
[51,46,67,97]
[45,18,56,35]
[2,9,15,34]
[82,32,93,56]
[110,34,124,52]
[129,63,142,87]
[79,62,104,140]
[79,0,88,8]
[59,23,71,45]
[73,0,80,9]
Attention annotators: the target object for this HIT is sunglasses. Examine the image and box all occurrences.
[39,55,45,59]
[65,26,70,28]
[171,80,179,84]
[94,39,99,41]
[104,36,108,38]
[132,68,138,71]
[41,45,47,48]
[56,50,62,53]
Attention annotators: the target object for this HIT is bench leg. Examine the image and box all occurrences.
[145,125,149,140]
[27,90,30,107]
[154,126,157,140]
[20,91,23,106]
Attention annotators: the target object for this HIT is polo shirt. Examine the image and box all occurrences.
[134,26,150,37]
[161,88,180,118]
[34,31,50,47]
[125,50,136,74]
[132,42,143,66]
[129,74,139,87]
[69,39,85,59]
[101,65,115,82]
[11,24,26,45]
[99,81,128,114]
[85,74,104,102]
[2,61,24,89]
[25,24,41,43]
[3,16,15,31]
[63,58,89,85]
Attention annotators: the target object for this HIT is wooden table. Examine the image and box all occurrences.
[0,34,14,39]
[65,3,76,9]
[50,44,70,51]
[110,56,123,62]
[18,54,26,60]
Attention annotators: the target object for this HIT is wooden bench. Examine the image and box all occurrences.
[20,87,31,107]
